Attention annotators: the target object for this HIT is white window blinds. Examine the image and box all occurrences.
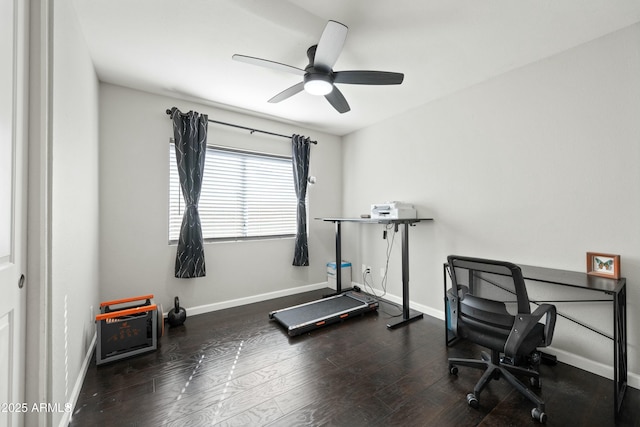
[169,144,299,242]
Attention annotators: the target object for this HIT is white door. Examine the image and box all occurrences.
[0,0,27,425]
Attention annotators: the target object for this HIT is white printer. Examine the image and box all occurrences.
[371,202,417,219]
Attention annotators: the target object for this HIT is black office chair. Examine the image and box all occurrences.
[446,255,557,423]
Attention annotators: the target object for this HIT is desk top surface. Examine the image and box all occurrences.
[316,217,433,224]
[446,262,625,294]
[518,264,626,294]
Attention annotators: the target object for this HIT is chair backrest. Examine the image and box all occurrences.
[448,255,531,316]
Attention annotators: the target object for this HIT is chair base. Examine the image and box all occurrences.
[449,350,547,422]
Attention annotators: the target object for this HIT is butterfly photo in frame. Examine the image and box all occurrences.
[586,252,621,279]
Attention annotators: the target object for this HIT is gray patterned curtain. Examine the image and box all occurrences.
[292,135,311,266]
[170,107,208,278]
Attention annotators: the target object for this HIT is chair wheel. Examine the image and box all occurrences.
[530,351,542,366]
[467,393,479,409]
[530,376,541,388]
[531,407,547,423]
[449,365,458,375]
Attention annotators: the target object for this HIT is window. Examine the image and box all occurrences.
[169,144,299,242]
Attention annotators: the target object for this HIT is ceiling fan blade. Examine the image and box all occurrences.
[333,71,404,85]
[313,21,348,71]
[268,82,305,103]
[232,54,305,76]
[324,86,350,113]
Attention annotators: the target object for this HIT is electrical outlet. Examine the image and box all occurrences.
[362,264,371,275]
[380,267,386,278]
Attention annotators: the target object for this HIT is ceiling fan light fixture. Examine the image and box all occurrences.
[303,73,333,95]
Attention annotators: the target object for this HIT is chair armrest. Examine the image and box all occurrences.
[504,303,557,357]
[534,303,557,346]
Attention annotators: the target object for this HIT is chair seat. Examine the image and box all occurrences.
[457,318,546,357]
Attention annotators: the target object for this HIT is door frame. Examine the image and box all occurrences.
[25,0,53,425]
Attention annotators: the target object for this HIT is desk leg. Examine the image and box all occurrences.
[324,220,354,297]
[387,223,423,328]
[614,284,627,417]
[335,220,342,293]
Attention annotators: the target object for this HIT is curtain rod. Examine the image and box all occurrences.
[165,109,317,144]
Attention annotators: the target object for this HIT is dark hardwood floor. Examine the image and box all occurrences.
[71,289,639,426]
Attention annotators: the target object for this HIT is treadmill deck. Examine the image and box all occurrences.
[269,291,379,336]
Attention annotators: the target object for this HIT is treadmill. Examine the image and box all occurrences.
[269,290,378,336]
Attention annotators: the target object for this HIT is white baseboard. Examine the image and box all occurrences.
[62,333,96,427]
[630,372,640,391]
[356,282,639,391]
[541,347,640,390]
[185,281,331,317]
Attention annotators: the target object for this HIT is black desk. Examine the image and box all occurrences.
[317,217,433,328]
[443,262,627,417]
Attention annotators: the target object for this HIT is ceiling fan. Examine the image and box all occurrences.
[232,20,404,113]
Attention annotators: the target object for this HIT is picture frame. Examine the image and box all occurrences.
[586,252,620,279]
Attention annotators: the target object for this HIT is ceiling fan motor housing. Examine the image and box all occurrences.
[303,45,334,95]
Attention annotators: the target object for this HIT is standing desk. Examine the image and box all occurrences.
[443,262,627,417]
[318,217,433,328]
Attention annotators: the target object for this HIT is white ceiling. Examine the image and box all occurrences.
[72,0,640,136]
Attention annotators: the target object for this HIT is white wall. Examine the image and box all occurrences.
[51,0,100,425]
[99,84,342,314]
[342,23,640,385]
